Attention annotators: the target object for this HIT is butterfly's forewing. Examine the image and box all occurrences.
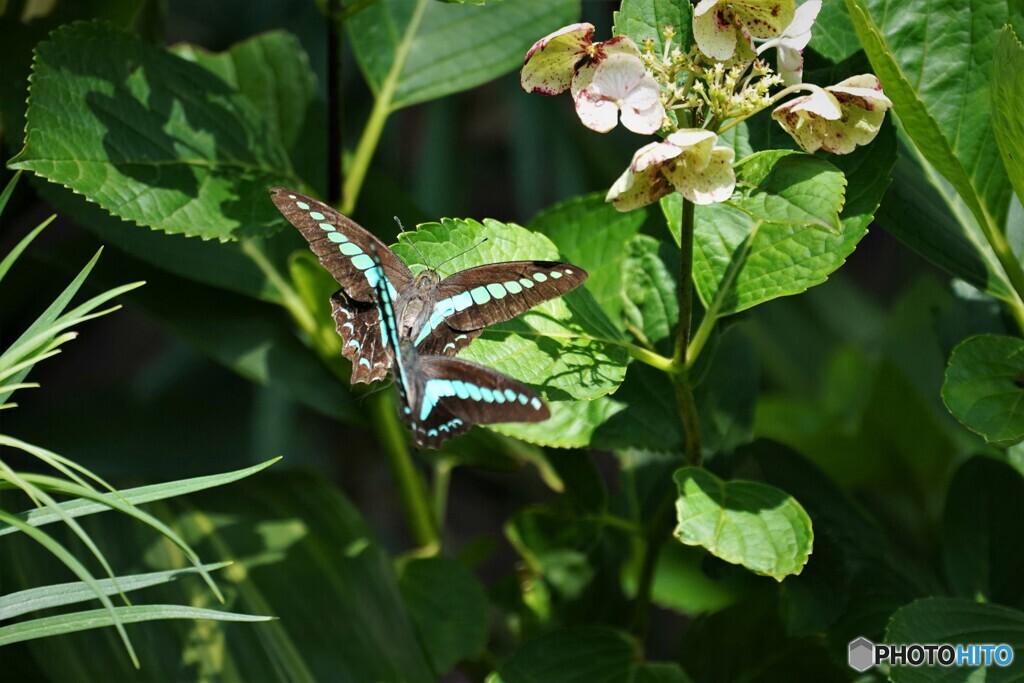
[270,188,413,301]
[411,355,550,448]
[271,188,411,383]
[413,262,588,354]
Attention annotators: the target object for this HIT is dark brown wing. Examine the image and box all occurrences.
[409,355,550,448]
[414,262,587,353]
[330,292,393,384]
[270,188,413,302]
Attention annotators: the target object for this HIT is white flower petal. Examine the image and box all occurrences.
[620,100,665,135]
[785,0,821,40]
[521,22,594,95]
[827,74,893,110]
[575,88,621,133]
[607,162,672,211]
[589,53,647,100]
[693,0,721,17]
[631,139,683,172]
[666,129,719,170]
[777,44,805,85]
[570,35,642,100]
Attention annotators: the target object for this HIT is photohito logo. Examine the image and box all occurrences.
[848,637,1014,672]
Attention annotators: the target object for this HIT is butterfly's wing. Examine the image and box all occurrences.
[415,261,588,356]
[271,188,412,382]
[409,355,550,448]
[330,292,393,384]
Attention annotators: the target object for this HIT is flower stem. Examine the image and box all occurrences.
[341,0,428,213]
[632,195,702,641]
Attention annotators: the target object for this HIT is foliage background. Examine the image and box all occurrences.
[2,0,1023,681]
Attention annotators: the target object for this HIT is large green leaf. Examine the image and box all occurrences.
[621,235,678,349]
[846,0,1016,233]
[528,192,646,326]
[808,2,860,64]
[690,152,849,316]
[172,31,317,152]
[346,0,579,111]
[993,27,1024,207]
[493,626,688,683]
[391,218,630,410]
[942,457,1024,610]
[9,22,299,241]
[673,467,813,580]
[886,598,1024,682]
[398,558,488,677]
[942,334,1024,447]
[612,0,693,55]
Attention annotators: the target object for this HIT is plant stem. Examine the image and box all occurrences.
[369,392,439,552]
[432,459,452,532]
[341,0,428,213]
[239,239,318,336]
[633,195,703,640]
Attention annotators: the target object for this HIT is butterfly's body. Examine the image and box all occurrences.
[271,188,588,385]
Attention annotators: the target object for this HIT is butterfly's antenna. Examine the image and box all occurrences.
[394,216,429,265]
[433,238,489,272]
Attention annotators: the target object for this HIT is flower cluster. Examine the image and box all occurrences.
[521,2,892,211]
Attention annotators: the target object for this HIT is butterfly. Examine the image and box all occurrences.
[270,188,587,384]
[368,248,550,447]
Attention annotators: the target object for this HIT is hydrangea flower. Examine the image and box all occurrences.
[755,0,821,85]
[575,53,665,134]
[693,0,796,61]
[606,129,736,210]
[772,75,893,154]
[520,22,641,98]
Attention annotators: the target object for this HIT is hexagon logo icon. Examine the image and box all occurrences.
[848,637,875,672]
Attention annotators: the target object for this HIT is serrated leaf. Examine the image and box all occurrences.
[9,22,298,241]
[347,0,579,110]
[886,598,1024,683]
[173,31,317,151]
[673,467,813,580]
[398,558,488,676]
[528,192,646,325]
[845,0,1014,234]
[730,151,845,232]
[942,334,1024,447]
[391,218,630,413]
[993,27,1024,207]
[942,457,1024,609]
[613,0,693,56]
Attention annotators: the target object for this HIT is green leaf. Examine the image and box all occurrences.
[172,31,318,152]
[613,0,693,55]
[691,155,849,317]
[622,235,678,348]
[398,558,488,676]
[0,459,279,538]
[886,598,1024,683]
[673,467,813,580]
[528,192,646,326]
[942,457,1024,609]
[346,0,580,111]
[729,151,845,232]
[0,563,231,620]
[493,626,645,683]
[0,605,271,647]
[845,0,1014,233]
[993,27,1024,207]
[808,2,860,64]
[876,147,1014,300]
[942,334,1024,447]
[391,218,630,436]
[9,22,299,241]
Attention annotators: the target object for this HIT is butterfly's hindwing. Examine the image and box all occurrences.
[415,327,482,357]
[414,261,588,349]
[270,188,413,303]
[330,292,392,384]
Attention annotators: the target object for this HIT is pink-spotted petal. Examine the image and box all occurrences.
[620,100,665,135]
[665,129,719,170]
[664,146,737,205]
[607,162,673,211]
[772,97,831,153]
[631,139,684,172]
[588,53,648,100]
[784,0,820,42]
[575,88,621,132]
[570,35,642,99]
[521,22,595,95]
[777,44,805,85]
[827,74,893,111]
[734,0,796,39]
[693,3,738,60]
